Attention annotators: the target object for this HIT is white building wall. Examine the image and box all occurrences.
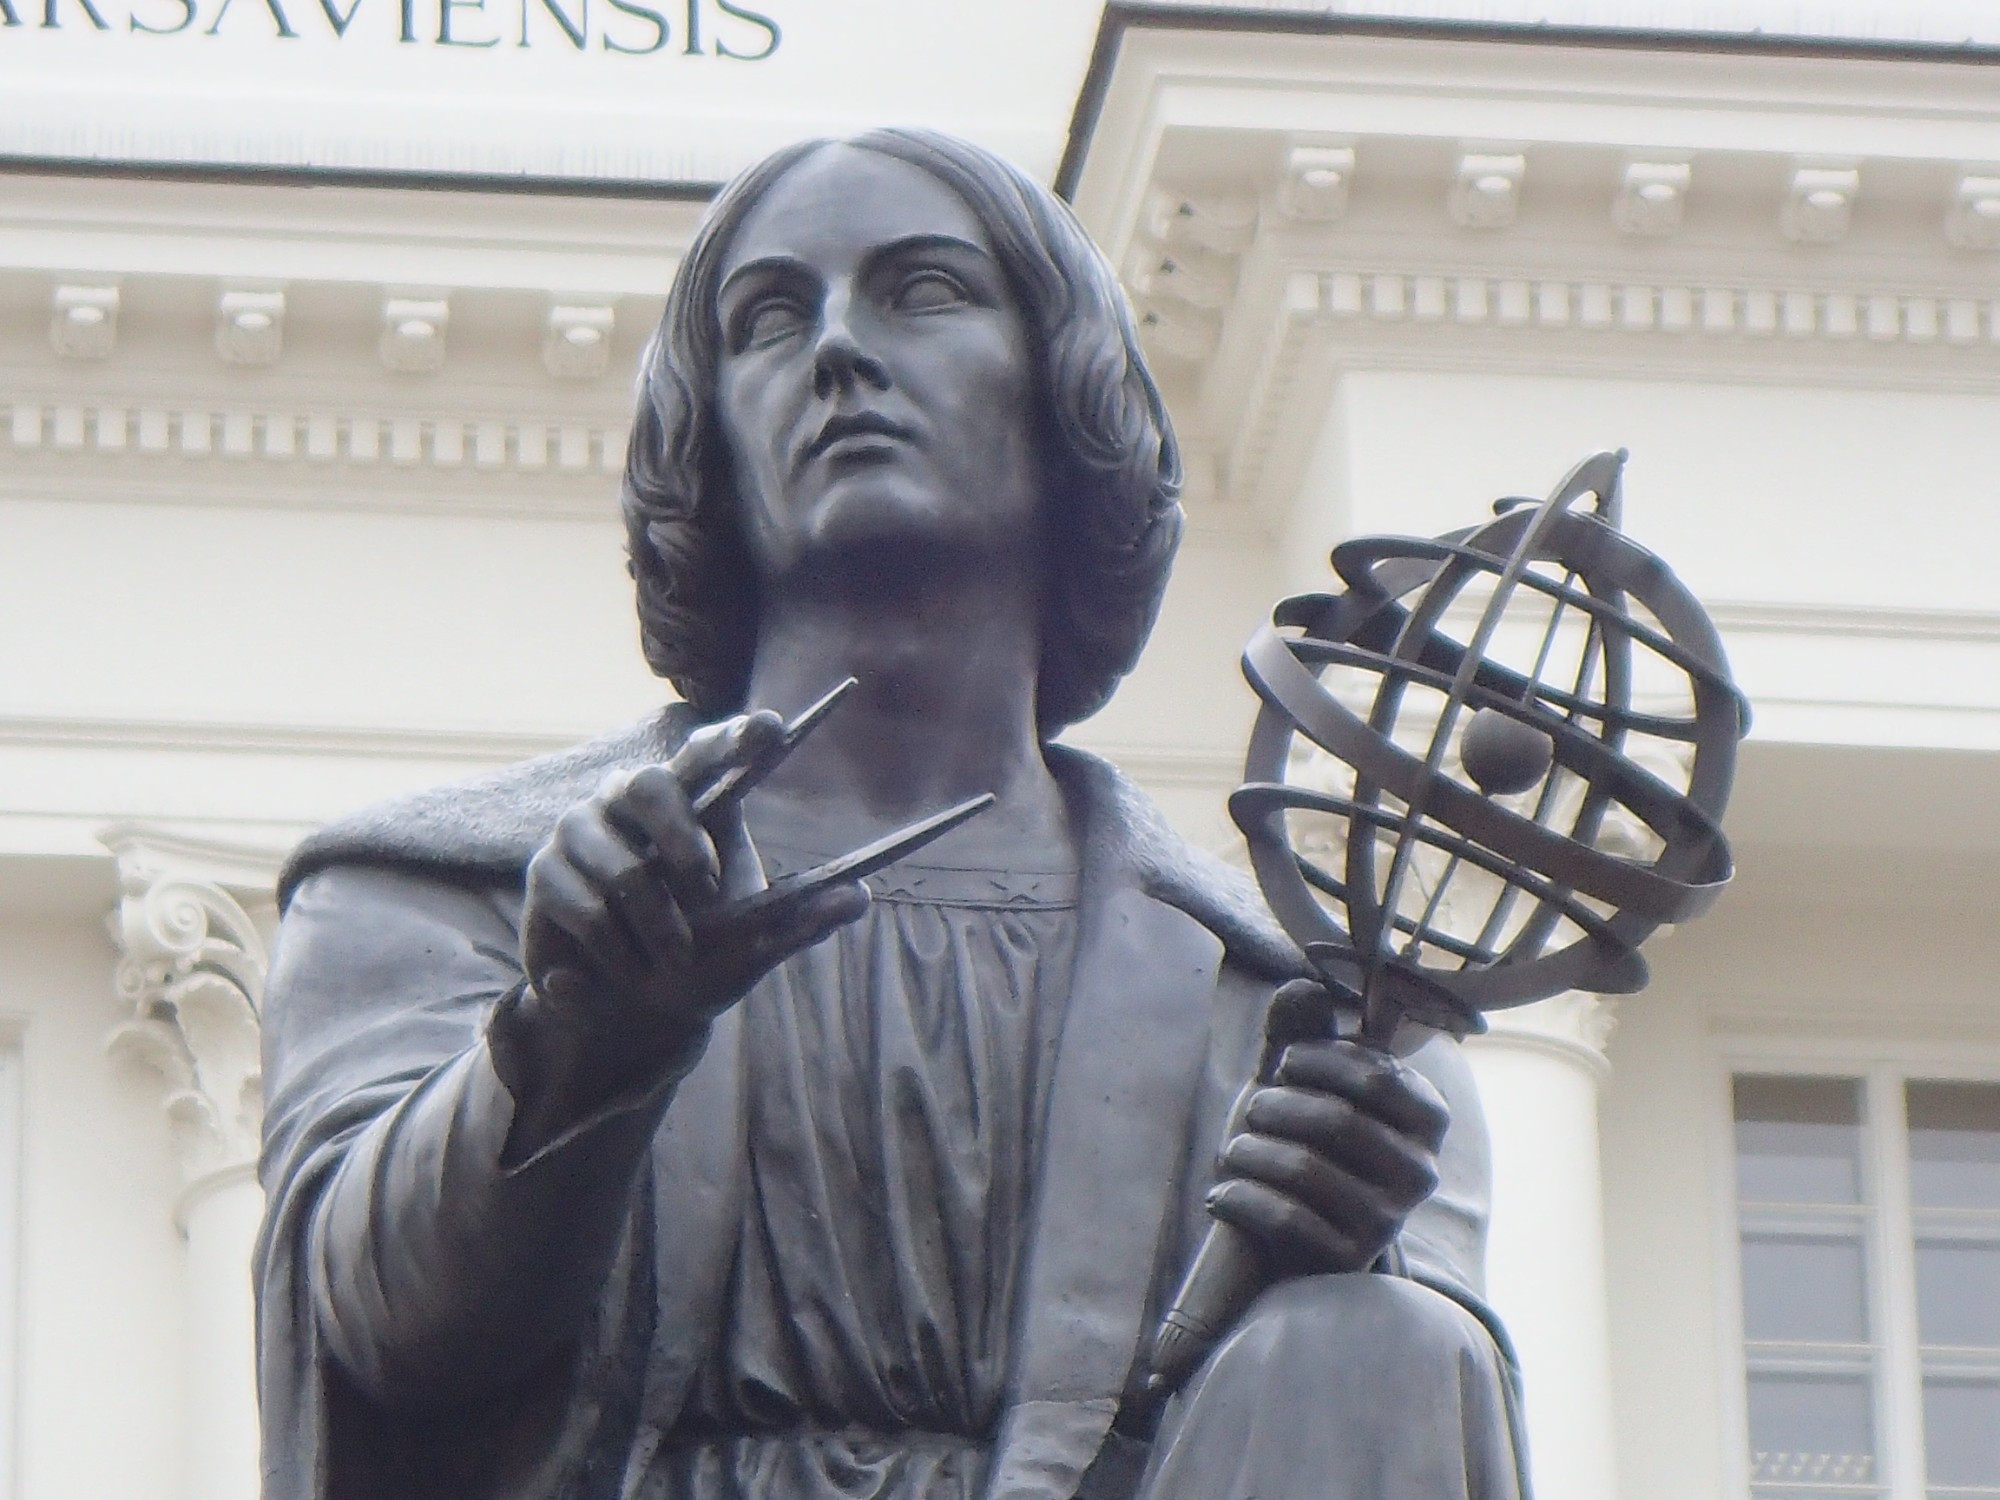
[0,496,665,847]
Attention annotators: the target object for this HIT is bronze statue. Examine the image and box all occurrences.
[256,129,1527,1500]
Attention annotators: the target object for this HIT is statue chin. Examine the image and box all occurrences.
[759,473,1032,583]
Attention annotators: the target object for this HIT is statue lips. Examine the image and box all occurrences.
[799,411,915,473]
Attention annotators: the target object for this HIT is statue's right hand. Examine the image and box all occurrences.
[498,712,869,1129]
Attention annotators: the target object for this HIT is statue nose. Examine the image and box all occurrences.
[811,321,889,399]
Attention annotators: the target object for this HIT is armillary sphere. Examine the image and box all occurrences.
[1231,450,1751,1046]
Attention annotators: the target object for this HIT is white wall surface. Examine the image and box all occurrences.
[0,492,671,855]
[1301,369,2000,753]
[1327,370,2000,616]
[0,496,659,735]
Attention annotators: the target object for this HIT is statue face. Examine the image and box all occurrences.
[713,145,1042,581]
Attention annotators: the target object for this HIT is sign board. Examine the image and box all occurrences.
[0,0,1103,185]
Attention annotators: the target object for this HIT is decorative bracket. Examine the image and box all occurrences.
[1128,185,1258,366]
[101,828,281,1227]
[51,285,119,360]
[1142,185,1258,255]
[543,302,616,380]
[1947,173,2000,251]
[1449,151,1525,231]
[380,295,450,374]
[1281,144,1356,224]
[215,290,286,367]
[1782,165,1861,245]
[1614,161,1692,238]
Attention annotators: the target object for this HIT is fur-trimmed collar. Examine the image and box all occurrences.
[279,705,1306,982]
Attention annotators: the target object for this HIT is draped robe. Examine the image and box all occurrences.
[255,706,1520,1500]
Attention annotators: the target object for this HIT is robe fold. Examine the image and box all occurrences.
[629,849,1078,1499]
[255,706,1517,1500]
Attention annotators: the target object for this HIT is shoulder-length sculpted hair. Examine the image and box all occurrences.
[621,126,1183,736]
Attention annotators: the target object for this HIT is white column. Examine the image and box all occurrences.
[1465,991,1619,1500]
[180,1170,265,1500]
[103,828,278,1500]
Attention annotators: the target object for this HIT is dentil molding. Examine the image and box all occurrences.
[3,397,625,478]
[0,171,689,505]
[1208,264,2000,509]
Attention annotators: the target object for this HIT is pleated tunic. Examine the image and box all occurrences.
[643,842,1081,1500]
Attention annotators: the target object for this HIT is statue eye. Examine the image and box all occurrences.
[736,296,807,350]
[894,270,969,312]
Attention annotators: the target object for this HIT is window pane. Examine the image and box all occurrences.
[1924,1378,2000,1488]
[1916,1241,2000,1349]
[1737,1075,1864,1204]
[1747,1373,1876,1488]
[1907,1082,2000,1210]
[1743,1234,1869,1343]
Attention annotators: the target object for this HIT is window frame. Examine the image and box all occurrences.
[1712,1035,2000,1500]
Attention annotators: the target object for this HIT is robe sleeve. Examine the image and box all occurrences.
[255,863,683,1499]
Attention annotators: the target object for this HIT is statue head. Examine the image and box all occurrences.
[621,127,1183,736]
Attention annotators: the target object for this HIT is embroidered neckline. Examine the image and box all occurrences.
[756,838,1080,910]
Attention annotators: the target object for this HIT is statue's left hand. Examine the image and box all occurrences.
[1207,1038,1450,1275]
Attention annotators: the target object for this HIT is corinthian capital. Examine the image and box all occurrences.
[101,827,282,1214]
[1476,991,1620,1079]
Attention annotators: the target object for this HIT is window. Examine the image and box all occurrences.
[1732,1068,2000,1500]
